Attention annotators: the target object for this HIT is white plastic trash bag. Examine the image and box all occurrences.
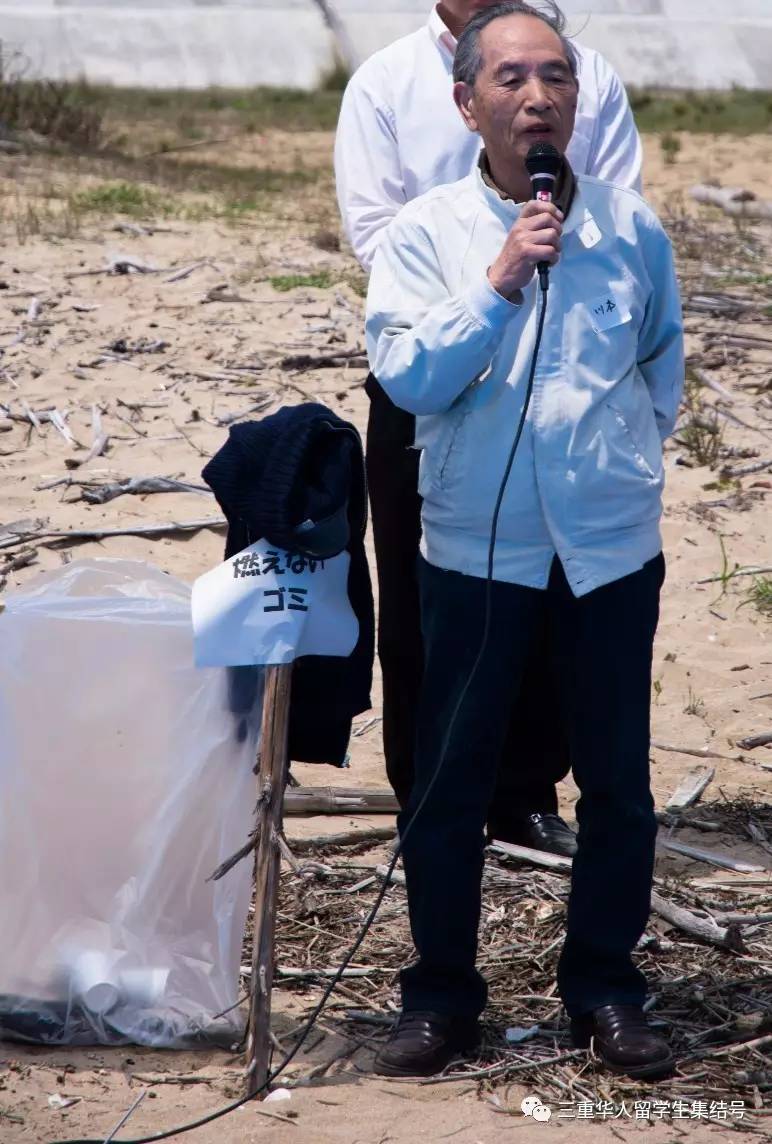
[0,559,261,1047]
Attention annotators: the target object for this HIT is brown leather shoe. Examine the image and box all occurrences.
[571,1004,674,1079]
[373,1011,480,1077]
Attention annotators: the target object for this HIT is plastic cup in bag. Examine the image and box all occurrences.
[120,968,169,1007]
[70,952,121,1015]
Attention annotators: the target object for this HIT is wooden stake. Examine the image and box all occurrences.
[246,663,292,1098]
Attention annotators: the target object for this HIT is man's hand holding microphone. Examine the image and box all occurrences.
[488,141,564,298]
[487,200,563,297]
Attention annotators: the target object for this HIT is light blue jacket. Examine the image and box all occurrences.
[365,170,684,597]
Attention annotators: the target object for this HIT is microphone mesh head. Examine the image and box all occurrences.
[525,142,562,178]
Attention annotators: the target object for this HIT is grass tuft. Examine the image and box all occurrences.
[269,271,335,292]
[745,578,772,618]
[70,181,175,217]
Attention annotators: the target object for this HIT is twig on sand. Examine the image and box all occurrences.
[280,347,367,373]
[651,738,740,762]
[0,516,226,552]
[293,827,396,853]
[737,732,772,751]
[649,891,744,952]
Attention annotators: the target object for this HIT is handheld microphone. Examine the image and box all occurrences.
[525,141,562,291]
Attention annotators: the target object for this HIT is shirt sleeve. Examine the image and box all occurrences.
[334,67,406,273]
[365,214,522,416]
[586,57,643,193]
[637,219,684,441]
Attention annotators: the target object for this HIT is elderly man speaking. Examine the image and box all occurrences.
[366,1,684,1080]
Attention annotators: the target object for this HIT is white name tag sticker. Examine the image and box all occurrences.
[587,291,631,333]
[577,211,602,250]
[191,539,359,667]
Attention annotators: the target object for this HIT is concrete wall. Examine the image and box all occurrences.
[1,1,771,90]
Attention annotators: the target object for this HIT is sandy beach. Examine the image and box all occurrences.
[0,124,771,1142]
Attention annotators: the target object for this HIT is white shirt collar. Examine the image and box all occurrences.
[427,5,457,60]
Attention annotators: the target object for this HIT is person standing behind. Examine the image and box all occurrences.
[335,0,643,853]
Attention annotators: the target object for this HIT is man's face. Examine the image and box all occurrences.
[453,14,578,168]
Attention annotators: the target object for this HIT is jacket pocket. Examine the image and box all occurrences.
[436,409,470,490]
[417,402,471,496]
[605,400,661,482]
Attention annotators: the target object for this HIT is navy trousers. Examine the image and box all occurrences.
[399,552,665,1019]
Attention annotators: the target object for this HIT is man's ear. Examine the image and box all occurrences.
[453,81,479,133]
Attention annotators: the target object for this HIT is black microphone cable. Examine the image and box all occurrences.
[51,273,550,1144]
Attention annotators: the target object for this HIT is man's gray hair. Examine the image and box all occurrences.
[453,1,578,87]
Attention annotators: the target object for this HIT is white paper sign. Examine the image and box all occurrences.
[191,539,359,667]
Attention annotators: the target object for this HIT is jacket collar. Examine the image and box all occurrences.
[478,148,576,217]
[474,162,596,242]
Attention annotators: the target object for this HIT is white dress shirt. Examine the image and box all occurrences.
[365,170,684,596]
[335,6,643,271]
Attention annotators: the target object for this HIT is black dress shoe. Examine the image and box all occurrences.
[373,1011,480,1077]
[490,812,577,858]
[571,1004,675,1080]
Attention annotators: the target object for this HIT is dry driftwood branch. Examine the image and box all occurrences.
[685,294,758,317]
[666,765,715,811]
[0,547,37,575]
[690,184,772,220]
[649,891,743,951]
[208,783,273,882]
[656,810,722,832]
[216,397,275,427]
[657,837,765,874]
[694,1033,772,1060]
[284,786,399,816]
[131,1074,219,1086]
[722,458,772,478]
[490,841,746,948]
[208,827,261,883]
[276,966,381,980]
[165,260,211,284]
[714,404,771,437]
[292,826,396,852]
[375,863,406,885]
[47,408,79,447]
[714,911,772,926]
[116,399,169,412]
[0,516,227,552]
[79,476,213,505]
[280,347,368,372]
[65,255,164,280]
[65,405,109,470]
[651,737,739,762]
[202,283,255,304]
[489,840,572,872]
[737,731,772,751]
[705,332,772,351]
[691,367,736,403]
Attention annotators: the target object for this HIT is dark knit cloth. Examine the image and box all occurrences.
[202,404,374,766]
